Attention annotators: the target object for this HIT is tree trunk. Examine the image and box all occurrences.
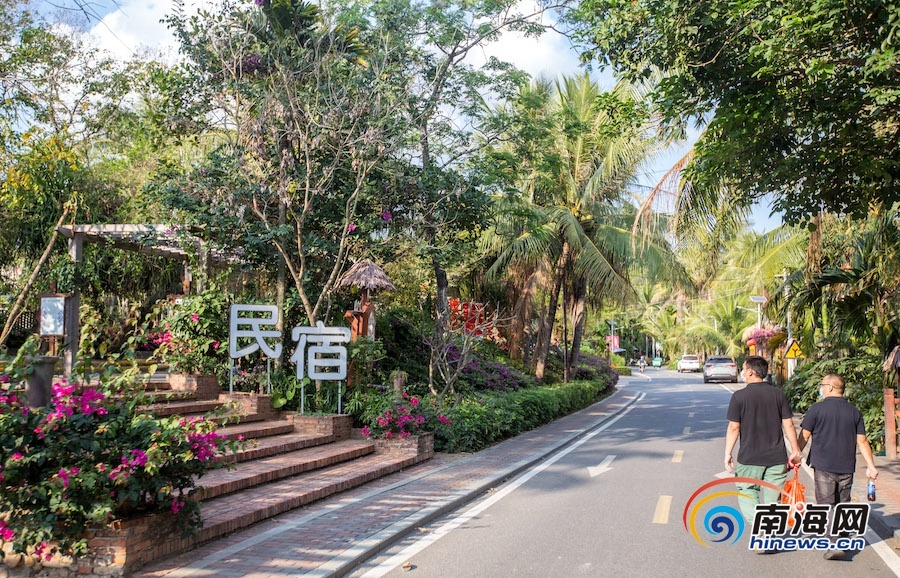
[430,256,450,394]
[566,276,587,380]
[508,266,538,362]
[533,242,569,380]
[0,208,70,349]
[275,199,286,367]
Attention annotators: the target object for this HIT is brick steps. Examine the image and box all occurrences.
[217,419,296,441]
[121,371,433,570]
[222,431,334,464]
[195,450,419,543]
[198,439,376,500]
[144,399,226,417]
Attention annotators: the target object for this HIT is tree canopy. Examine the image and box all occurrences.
[571,0,900,223]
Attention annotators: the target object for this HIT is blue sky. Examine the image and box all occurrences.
[68,0,781,232]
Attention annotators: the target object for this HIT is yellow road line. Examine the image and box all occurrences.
[653,495,672,524]
[672,450,683,463]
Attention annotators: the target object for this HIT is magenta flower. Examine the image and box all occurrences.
[361,426,371,437]
[191,313,200,323]
[10,452,23,461]
[0,520,16,542]
[381,210,392,221]
[348,222,357,232]
[171,498,185,514]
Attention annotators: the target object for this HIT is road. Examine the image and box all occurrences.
[350,370,900,577]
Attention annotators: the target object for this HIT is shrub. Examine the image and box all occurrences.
[436,376,617,453]
[358,390,451,439]
[154,285,231,376]
[0,361,238,559]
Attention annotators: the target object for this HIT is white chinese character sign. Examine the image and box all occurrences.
[229,305,283,360]
[291,322,351,380]
[228,305,351,412]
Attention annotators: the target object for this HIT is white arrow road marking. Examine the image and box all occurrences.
[714,470,734,479]
[672,450,683,463]
[588,455,616,477]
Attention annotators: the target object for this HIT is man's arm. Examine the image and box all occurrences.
[725,421,740,472]
[857,434,879,480]
[782,417,802,464]
[798,428,811,452]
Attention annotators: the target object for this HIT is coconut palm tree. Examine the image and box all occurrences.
[483,74,686,379]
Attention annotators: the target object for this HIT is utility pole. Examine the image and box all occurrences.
[775,268,796,379]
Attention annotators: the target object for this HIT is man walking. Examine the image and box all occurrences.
[799,373,878,560]
[724,356,802,528]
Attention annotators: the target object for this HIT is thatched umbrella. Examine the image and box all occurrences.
[336,259,396,308]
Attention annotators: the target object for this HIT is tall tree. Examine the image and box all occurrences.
[571,0,900,223]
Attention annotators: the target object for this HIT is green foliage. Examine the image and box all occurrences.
[783,354,886,452]
[437,376,617,453]
[571,0,900,223]
[154,285,231,376]
[0,357,238,558]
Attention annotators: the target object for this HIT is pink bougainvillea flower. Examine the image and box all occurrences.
[347,222,357,232]
[10,452,23,461]
[361,426,371,437]
[191,313,200,323]
[0,520,16,541]
[34,541,51,561]
[171,498,185,514]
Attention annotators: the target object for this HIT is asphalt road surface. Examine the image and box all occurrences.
[350,370,900,578]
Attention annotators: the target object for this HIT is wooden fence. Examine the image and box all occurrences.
[885,388,900,459]
[0,309,36,334]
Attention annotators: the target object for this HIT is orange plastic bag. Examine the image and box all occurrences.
[782,464,806,526]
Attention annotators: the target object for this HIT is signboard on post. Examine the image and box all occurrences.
[785,340,804,359]
[38,295,66,337]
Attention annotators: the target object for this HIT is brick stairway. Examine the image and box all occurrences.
[136,370,433,556]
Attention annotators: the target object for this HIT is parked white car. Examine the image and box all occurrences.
[677,355,702,372]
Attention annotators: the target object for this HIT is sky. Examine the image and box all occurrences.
[64,0,781,232]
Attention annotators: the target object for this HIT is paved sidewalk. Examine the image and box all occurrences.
[138,385,900,577]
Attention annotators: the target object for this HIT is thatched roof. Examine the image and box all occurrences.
[336,259,396,292]
[884,345,900,372]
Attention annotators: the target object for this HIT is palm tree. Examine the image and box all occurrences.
[791,205,900,359]
[483,74,684,379]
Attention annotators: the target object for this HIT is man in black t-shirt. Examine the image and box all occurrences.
[724,356,802,527]
[799,373,878,560]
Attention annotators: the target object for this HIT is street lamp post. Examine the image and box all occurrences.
[749,295,768,328]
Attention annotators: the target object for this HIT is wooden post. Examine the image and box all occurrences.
[64,233,83,378]
[885,388,898,460]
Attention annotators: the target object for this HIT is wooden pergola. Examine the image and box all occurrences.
[55,224,230,375]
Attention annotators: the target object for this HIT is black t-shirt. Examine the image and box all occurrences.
[726,382,793,466]
[801,397,866,474]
